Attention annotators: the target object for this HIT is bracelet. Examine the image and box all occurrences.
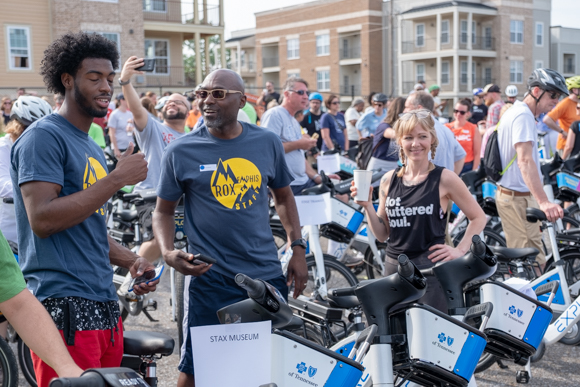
[118,78,131,86]
[313,174,320,182]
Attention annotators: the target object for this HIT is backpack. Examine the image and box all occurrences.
[356,137,386,169]
[483,121,516,182]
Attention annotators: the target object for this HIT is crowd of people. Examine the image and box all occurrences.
[0,28,579,387]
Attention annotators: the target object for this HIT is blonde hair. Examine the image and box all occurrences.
[499,102,513,119]
[1,97,12,113]
[393,109,438,177]
[5,119,26,141]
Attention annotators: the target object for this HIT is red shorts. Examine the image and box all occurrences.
[31,317,123,387]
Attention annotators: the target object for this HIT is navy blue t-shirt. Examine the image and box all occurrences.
[373,123,399,161]
[11,114,115,302]
[157,122,292,280]
[320,112,346,151]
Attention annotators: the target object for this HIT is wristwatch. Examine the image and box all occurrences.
[290,238,307,249]
[118,78,131,86]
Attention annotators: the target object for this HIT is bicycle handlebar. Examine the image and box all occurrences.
[330,287,356,297]
[235,273,266,300]
[49,373,106,387]
[397,254,414,278]
[2,197,13,204]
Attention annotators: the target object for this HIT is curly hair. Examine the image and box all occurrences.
[40,32,119,95]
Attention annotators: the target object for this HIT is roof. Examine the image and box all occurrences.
[401,1,497,14]
[226,35,254,43]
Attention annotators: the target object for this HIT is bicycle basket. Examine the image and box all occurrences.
[319,197,364,243]
[390,304,487,387]
[556,172,580,202]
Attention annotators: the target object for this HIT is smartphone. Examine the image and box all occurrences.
[129,265,164,292]
[191,253,217,266]
[135,59,155,72]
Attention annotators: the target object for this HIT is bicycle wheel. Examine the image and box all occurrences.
[0,338,18,387]
[364,242,388,279]
[562,215,580,229]
[17,338,36,387]
[175,271,186,356]
[475,352,498,374]
[271,228,287,250]
[299,254,358,299]
[453,227,506,248]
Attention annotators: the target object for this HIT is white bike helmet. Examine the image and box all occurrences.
[10,96,53,127]
[505,85,518,98]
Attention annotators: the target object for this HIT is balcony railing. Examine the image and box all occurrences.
[143,0,221,26]
[225,61,256,73]
[402,36,495,54]
[403,78,495,94]
[143,66,196,87]
[262,57,279,68]
[340,84,361,96]
[340,46,361,60]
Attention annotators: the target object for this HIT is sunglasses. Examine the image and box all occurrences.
[453,109,468,115]
[547,91,561,100]
[398,109,431,120]
[195,89,243,100]
[331,101,340,105]
[2,102,11,105]
[373,103,384,107]
[289,89,310,96]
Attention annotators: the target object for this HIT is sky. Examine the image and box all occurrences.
[223,0,578,38]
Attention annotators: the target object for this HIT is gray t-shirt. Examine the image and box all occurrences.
[134,114,187,190]
[157,123,293,280]
[108,109,134,150]
[261,106,309,186]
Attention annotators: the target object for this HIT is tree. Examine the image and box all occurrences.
[183,35,229,84]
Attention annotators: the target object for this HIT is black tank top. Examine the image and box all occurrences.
[385,166,446,259]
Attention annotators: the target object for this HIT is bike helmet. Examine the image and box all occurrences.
[527,68,569,96]
[308,92,323,102]
[10,96,53,127]
[505,85,518,97]
[472,88,484,96]
[372,93,388,104]
[565,75,580,90]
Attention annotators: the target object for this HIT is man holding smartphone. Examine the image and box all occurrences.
[116,56,191,280]
[153,69,307,387]
[11,32,158,387]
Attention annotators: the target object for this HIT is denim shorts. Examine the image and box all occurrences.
[178,269,288,375]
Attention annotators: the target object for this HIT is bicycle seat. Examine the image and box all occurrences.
[489,246,539,262]
[135,189,158,203]
[327,294,360,309]
[526,207,546,223]
[123,330,174,357]
[119,209,139,222]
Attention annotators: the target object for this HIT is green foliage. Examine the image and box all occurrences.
[183,35,230,83]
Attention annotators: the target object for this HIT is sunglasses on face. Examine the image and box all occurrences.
[547,91,561,100]
[330,101,340,105]
[3,102,11,105]
[453,109,468,115]
[195,89,243,100]
[289,89,310,96]
[398,109,431,120]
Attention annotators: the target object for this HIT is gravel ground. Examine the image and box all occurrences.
[11,266,580,386]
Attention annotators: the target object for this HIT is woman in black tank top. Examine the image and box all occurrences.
[351,109,486,312]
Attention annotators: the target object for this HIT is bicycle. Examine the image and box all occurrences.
[0,334,18,387]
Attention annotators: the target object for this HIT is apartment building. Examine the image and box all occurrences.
[1,0,225,97]
[383,0,551,112]
[254,0,383,109]
[550,26,580,78]
[222,28,258,93]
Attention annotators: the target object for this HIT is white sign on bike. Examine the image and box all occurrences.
[191,320,272,387]
[294,192,331,226]
[317,154,341,174]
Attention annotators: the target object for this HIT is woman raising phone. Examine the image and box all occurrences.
[351,109,486,312]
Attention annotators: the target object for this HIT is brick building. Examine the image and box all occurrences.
[0,0,225,97]
[254,0,383,109]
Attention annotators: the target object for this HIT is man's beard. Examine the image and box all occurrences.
[74,81,108,118]
[163,110,187,120]
[204,110,237,129]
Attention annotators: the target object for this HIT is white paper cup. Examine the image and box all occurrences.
[353,170,373,201]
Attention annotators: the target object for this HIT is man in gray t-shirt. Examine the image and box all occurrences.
[108,93,134,158]
[118,56,191,264]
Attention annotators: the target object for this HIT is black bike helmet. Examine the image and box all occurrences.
[10,96,53,127]
[527,68,569,96]
[372,93,388,104]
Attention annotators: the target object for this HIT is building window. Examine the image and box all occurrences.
[415,24,424,47]
[441,61,450,84]
[416,63,425,82]
[143,0,166,12]
[316,34,330,56]
[287,38,299,60]
[510,60,523,83]
[484,27,492,49]
[317,70,330,91]
[144,39,169,74]
[484,67,492,85]
[535,60,543,69]
[535,22,543,46]
[441,20,449,44]
[287,71,300,79]
[460,61,468,84]
[7,26,31,70]
[460,20,468,44]
[472,61,476,84]
[472,21,476,44]
[89,32,120,68]
[564,54,576,74]
[510,20,523,44]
